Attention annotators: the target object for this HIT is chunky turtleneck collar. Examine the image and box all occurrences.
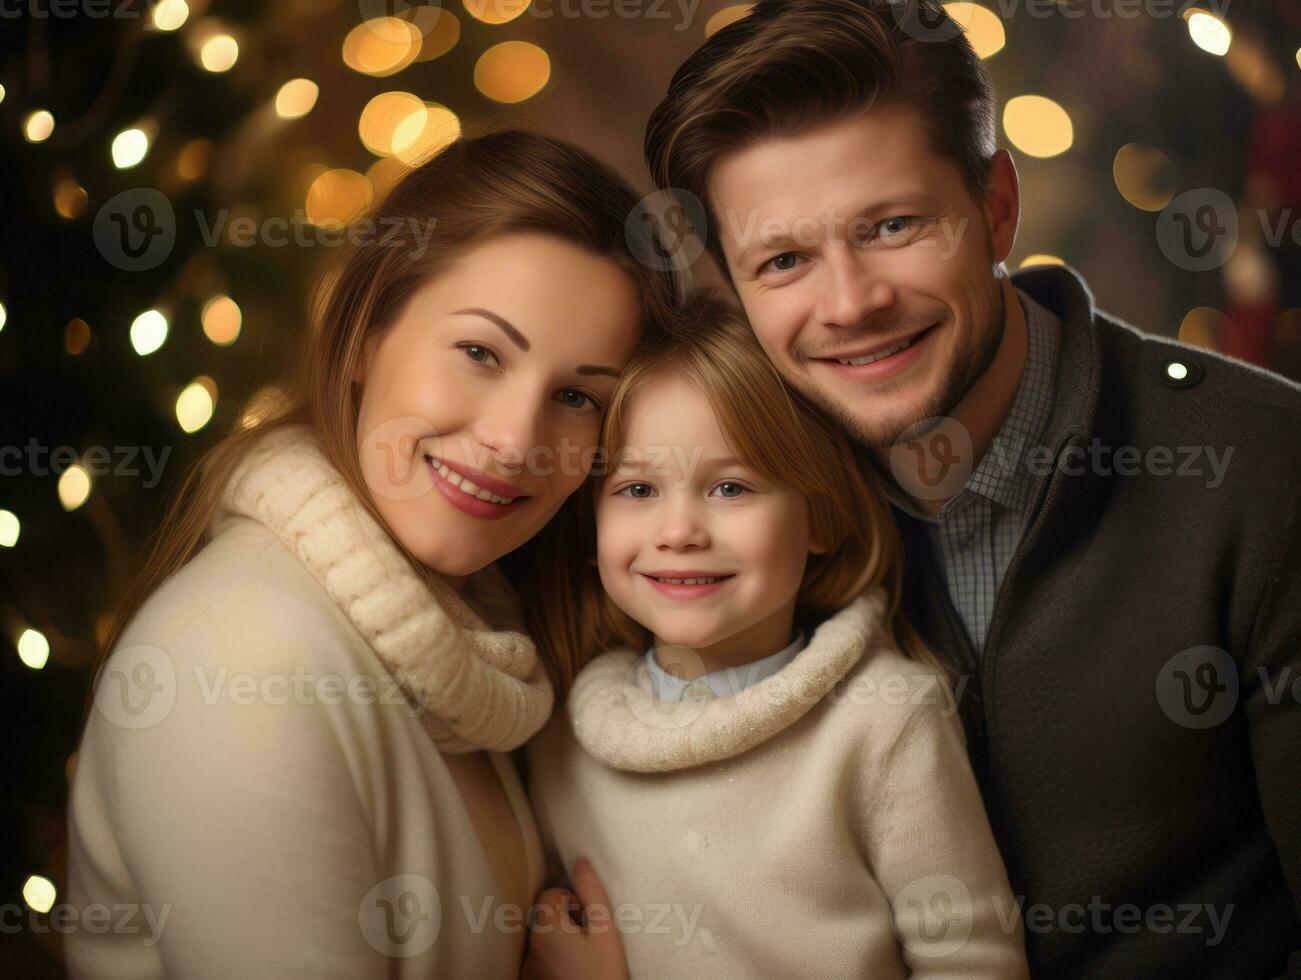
[567,589,891,772]
[210,422,554,754]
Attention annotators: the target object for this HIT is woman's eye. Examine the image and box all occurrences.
[615,482,655,499]
[761,252,801,275]
[557,388,601,412]
[712,481,748,499]
[459,343,499,367]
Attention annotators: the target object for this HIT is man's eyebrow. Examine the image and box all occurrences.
[733,193,937,264]
[450,307,620,377]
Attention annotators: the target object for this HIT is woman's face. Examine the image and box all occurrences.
[595,377,823,667]
[354,231,644,581]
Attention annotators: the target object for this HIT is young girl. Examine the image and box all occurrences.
[66,129,678,979]
[525,292,1029,979]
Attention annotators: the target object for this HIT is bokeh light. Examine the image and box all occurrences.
[1112,143,1174,212]
[474,41,550,104]
[1003,95,1073,158]
[130,309,169,356]
[275,78,319,120]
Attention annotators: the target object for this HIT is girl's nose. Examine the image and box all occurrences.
[653,498,710,550]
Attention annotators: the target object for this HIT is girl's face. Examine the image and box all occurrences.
[354,231,644,582]
[596,377,825,666]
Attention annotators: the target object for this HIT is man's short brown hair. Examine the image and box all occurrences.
[644,0,997,274]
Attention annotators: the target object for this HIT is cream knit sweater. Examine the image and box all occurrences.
[67,423,553,979]
[528,590,1030,979]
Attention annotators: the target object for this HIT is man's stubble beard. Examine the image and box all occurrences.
[794,275,1007,449]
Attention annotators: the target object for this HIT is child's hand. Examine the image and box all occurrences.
[521,857,630,980]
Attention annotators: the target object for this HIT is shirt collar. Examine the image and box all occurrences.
[643,629,809,703]
[878,286,1063,523]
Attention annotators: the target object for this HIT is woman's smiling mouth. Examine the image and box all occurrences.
[425,454,529,520]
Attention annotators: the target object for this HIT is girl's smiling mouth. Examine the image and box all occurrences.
[639,571,736,599]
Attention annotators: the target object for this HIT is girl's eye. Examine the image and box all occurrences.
[712,481,749,499]
[615,482,655,499]
[459,343,500,367]
[557,388,601,412]
[760,252,802,276]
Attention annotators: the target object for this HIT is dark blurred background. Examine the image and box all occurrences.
[2,0,1300,973]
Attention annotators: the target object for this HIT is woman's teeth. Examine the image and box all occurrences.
[653,576,726,585]
[837,335,916,366]
[426,456,517,505]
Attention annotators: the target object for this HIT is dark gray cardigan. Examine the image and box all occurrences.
[896,265,1301,979]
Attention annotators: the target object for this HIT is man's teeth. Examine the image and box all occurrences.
[427,456,517,505]
[837,336,915,366]
[654,576,726,585]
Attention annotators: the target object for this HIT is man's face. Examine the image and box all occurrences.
[709,105,1016,447]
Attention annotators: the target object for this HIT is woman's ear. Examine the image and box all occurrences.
[809,533,831,557]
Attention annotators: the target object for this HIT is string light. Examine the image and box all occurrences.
[176,379,216,433]
[111,127,151,169]
[0,509,19,547]
[1186,10,1231,57]
[23,110,55,143]
[21,874,56,910]
[202,295,242,345]
[57,464,91,511]
[130,309,169,356]
[151,0,188,31]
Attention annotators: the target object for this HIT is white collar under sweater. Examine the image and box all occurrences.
[568,589,891,772]
[209,422,554,755]
[642,629,808,702]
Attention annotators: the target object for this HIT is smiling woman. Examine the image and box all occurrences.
[65,128,680,979]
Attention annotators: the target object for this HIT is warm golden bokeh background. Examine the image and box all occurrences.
[2,1,1299,972]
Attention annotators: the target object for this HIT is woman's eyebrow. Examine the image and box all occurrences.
[451,308,530,350]
[451,307,620,377]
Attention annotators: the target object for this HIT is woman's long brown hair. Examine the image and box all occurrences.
[86,127,681,722]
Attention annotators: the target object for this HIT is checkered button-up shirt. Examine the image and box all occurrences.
[886,288,1063,655]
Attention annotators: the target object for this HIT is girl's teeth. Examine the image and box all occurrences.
[655,576,723,585]
[838,336,914,366]
[427,456,516,505]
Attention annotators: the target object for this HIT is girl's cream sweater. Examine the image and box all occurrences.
[67,423,553,978]
[527,590,1030,979]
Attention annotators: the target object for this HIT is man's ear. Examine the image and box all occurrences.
[982,149,1020,265]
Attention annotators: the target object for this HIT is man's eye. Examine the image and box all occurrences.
[874,217,925,245]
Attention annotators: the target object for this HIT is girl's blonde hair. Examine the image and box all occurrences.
[87,127,681,723]
[533,289,942,697]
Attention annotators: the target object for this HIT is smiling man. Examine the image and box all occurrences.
[644,1,1301,977]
